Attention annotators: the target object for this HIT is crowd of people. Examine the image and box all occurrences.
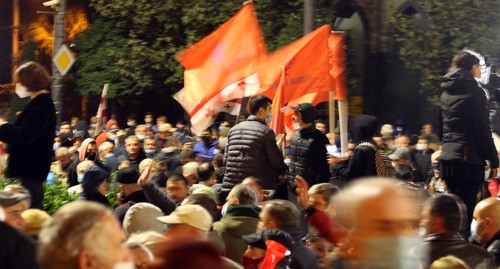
[0,54,500,268]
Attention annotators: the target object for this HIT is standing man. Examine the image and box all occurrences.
[288,103,330,187]
[223,95,286,193]
[439,50,499,231]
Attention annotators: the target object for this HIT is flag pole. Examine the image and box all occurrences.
[338,99,348,154]
[94,83,109,136]
[328,91,335,145]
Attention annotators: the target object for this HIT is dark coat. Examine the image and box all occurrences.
[0,221,39,269]
[0,93,55,180]
[223,115,285,190]
[288,125,330,186]
[413,233,496,268]
[486,231,500,266]
[79,166,110,206]
[439,68,499,169]
[282,226,319,269]
[114,190,148,224]
[341,142,377,181]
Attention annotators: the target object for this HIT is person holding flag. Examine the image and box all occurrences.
[222,95,287,198]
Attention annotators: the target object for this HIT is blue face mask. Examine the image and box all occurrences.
[265,112,272,124]
[77,174,84,183]
[144,149,155,154]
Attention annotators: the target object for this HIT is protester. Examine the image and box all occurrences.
[439,50,499,232]
[288,103,330,187]
[472,197,500,265]
[223,95,286,194]
[38,201,133,269]
[414,194,495,268]
[0,190,30,230]
[214,184,261,263]
[0,61,56,209]
[0,205,39,269]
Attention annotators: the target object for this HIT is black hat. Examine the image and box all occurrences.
[289,103,317,124]
[242,229,294,250]
[116,167,140,184]
[0,191,30,208]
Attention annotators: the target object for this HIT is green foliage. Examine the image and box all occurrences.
[0,178,21,189]
[43,181,79,215]
[75,0,352,98]
[390,0,500,102]
[73,18,136,98]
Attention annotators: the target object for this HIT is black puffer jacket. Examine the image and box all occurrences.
[288,125,330,186]
[222,115,285,190]
[439,68,499,168]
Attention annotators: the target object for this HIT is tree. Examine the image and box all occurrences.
[390,0,500,103]
[75,0,342,98]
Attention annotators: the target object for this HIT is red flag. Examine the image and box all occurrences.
[257,24,333,103]
[270,67,286,135]
[176,2,267,132]
[94,84,109,136]
[329,32,347,100]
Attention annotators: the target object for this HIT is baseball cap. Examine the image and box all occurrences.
[159,123,177,133]
[285,103,317,123]
[389,147,411,161]
[182,162,199,178]
[116,167,140,184]
[156,204,213,232]
[0,191,30,208]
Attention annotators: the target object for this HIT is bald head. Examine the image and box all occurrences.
[473,197,500,244]
[334,178,421,237]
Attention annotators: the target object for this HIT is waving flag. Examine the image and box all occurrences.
[270,67,286,135]
[175,74,259,132]
[175,2,266,132]
[257,24,333,103]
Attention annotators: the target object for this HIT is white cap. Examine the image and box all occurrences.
[157,204,212,232]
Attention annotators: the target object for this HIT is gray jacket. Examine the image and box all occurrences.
[222,115,285,190]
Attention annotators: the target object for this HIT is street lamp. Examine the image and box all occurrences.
[43,0,66,126]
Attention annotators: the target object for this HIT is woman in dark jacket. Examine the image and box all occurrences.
[439,50,499,231]
[79,165,110,206]
[0,62,56,209]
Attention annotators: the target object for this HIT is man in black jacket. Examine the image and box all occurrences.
[288,103,330,187]
[223,95,286,193]
[415,194,496,268]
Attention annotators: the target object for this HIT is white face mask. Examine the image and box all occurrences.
[127,121,135,127]
[53,142,61,151]
[359,236,422,269]
[416,143,428,151]
[484,170,491,181]
[105,153,114,159]
[470,219,479,242]
[15,83,31,98]
[293,123,302,131]
[113,262,135,269]
[145,117,153,123]
[137,134,146,141]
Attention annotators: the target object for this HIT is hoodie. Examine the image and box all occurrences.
[79,165,110,206]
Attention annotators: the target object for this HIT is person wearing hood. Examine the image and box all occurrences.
[79,165,110,206]
[330,114,385,181]
[66,138,103,187]
[439,50,499,234]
